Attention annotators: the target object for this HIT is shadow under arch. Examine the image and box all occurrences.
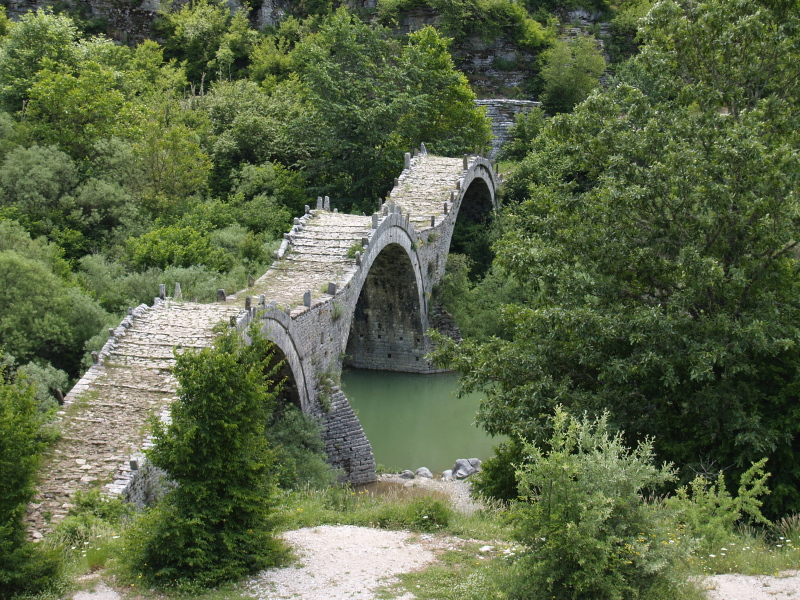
[343,241,429,372]
[450,175,497,279]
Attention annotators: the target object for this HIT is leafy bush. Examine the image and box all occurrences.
[266,404,337,490]
[0,250,108,376]
[125,225,235,272]
[666,459,771,554]
[470,439,525,502]
[509,407,691,600]
[434,255,521,342]
[539,35,605,114]
[16,360,68,413]
[376,496,453,532]
[122,327,286,589]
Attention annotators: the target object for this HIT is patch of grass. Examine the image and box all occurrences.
[331,301,344,321]
[46,489,132,576]
[346,240,363,259]
[687,532,800,576]
[377,544,510,600]
[113,578,255,600]
[273,482,512,543]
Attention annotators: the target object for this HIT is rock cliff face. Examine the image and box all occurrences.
[453,36,538,99]
[4,0,542,100]
[5,0,160,43]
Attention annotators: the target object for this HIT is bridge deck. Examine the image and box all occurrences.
[26,154,474,538]
[389,156,464,229]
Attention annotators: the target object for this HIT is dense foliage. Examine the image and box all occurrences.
[436,0,800,517]
[0,369,60,598]
[538,34,605,113]
[124,328,286,588]
[0,2,492,391]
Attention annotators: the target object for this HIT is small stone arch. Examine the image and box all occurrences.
[258,309,311,413]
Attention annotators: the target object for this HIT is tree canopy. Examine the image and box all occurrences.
[435,0,800,516]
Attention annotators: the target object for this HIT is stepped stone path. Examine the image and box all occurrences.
[249,155,464,310]
[26,153,476,539]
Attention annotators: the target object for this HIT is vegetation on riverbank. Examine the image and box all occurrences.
[15,413,800,600]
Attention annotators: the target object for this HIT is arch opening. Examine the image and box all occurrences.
[451,177,495,281]
[345,243,426,372]
[265,344,303,415]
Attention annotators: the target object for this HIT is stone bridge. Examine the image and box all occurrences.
[26,151,498,537]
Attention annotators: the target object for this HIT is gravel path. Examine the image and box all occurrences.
[703,572,800,599]
[247,525,457,600]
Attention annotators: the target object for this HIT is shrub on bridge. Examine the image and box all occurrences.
[122,327,287,589]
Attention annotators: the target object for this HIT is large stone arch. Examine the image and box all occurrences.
[341,214,430,373]
[416,157,500,287]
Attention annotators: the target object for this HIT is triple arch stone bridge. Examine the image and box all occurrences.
[27,151,499,537]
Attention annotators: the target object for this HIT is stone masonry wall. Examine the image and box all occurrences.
[475,99,542,158]
[345,244,428,372]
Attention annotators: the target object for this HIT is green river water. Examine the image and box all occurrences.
[341,369,502,473]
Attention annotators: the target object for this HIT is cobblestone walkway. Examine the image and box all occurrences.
[250,155,464,311]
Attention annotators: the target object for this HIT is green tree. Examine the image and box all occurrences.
[0,9,77,112]
[124,328,285,587]
[396,26,491,156]
[0,369,60,598]
[292,10,491,208]
[0,145,77,236]
[0,250,108,376]
[25,61,128,158]
[434,0,800,516]
[497,106,545,161]
[158,0,255,83]
[292,9,408,205]
[132,116,211,214]
[539,35,605,114]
